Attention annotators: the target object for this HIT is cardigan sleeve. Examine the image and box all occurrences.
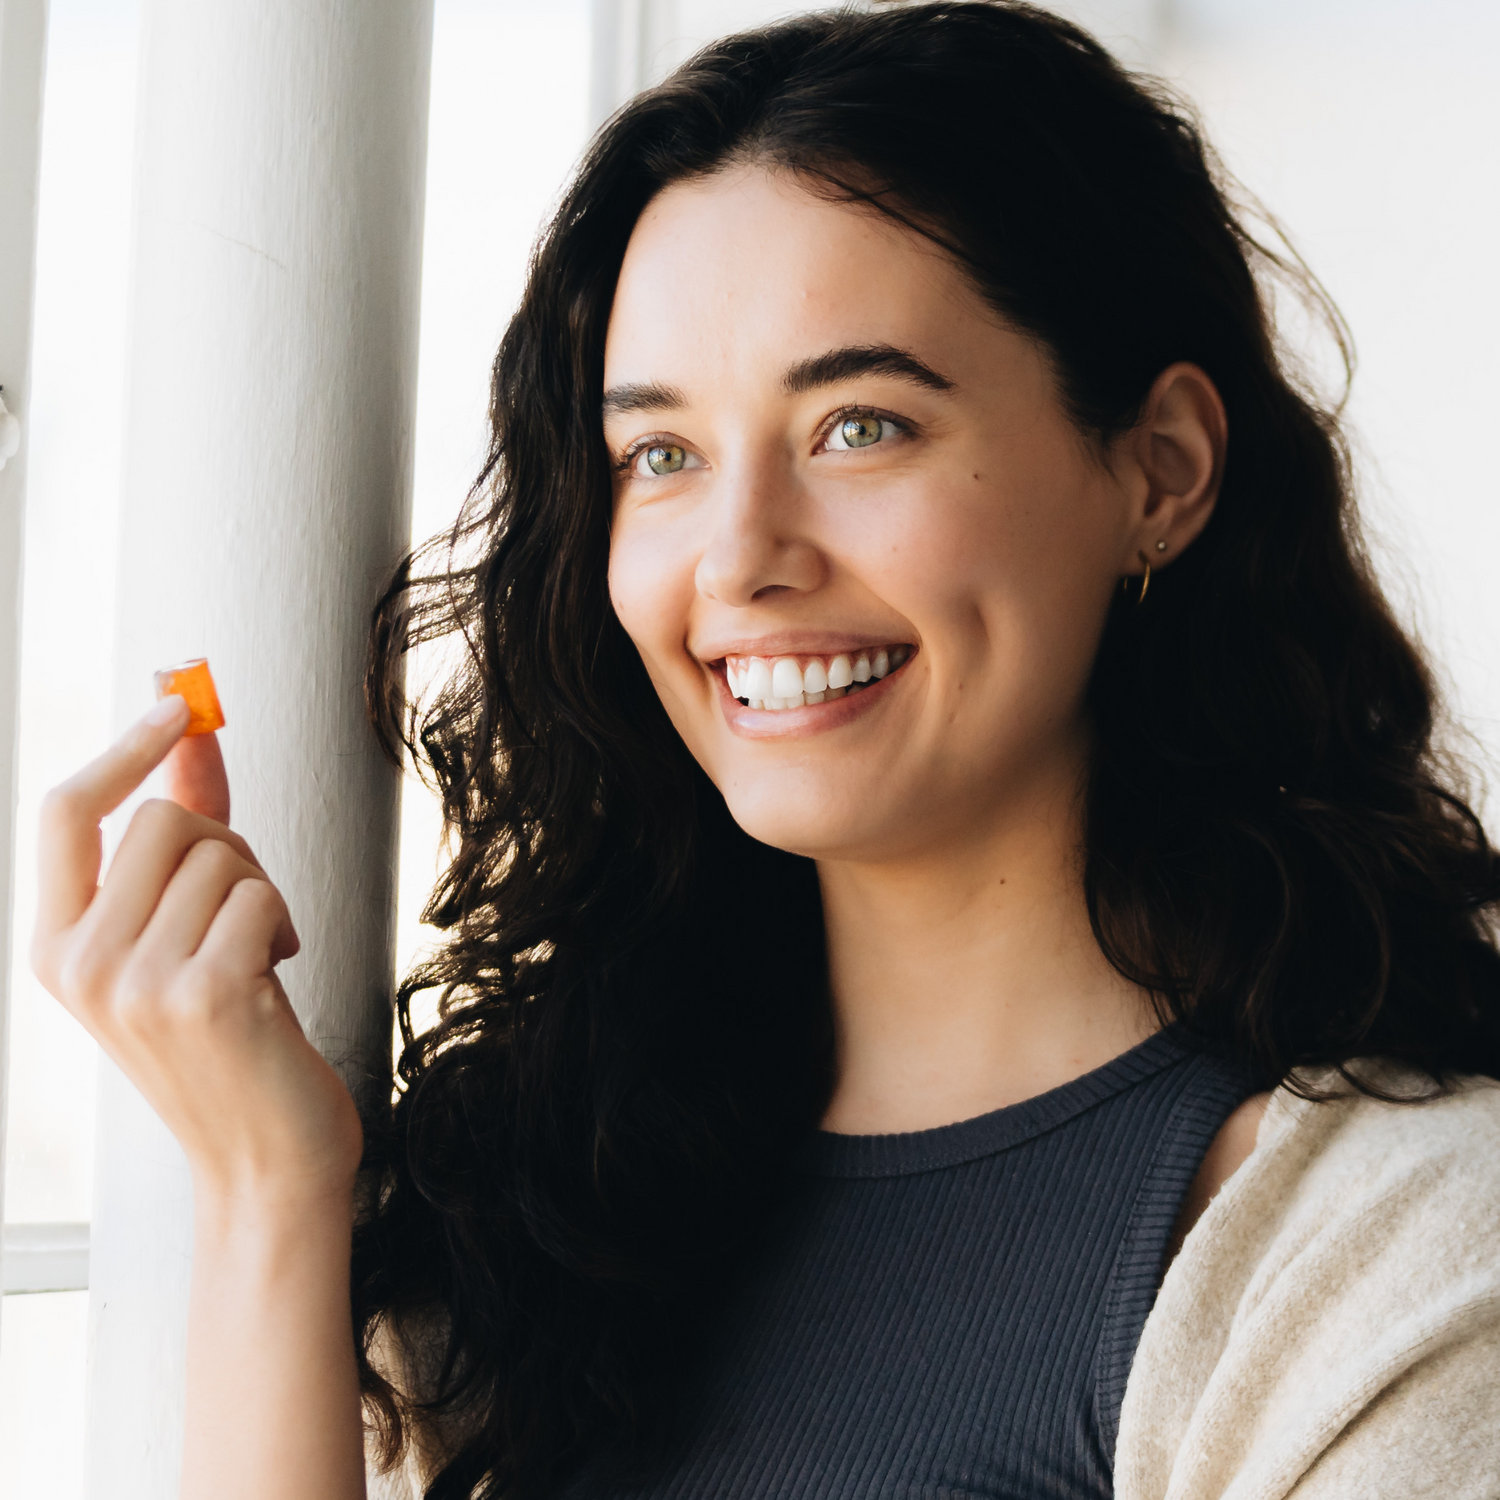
[1291,1317,1500,1499]
[1114,1070,1500,1500]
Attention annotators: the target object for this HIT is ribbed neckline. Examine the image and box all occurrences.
[803,1027,1193,1179]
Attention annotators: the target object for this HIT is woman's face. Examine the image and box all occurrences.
[605,167,1140,864]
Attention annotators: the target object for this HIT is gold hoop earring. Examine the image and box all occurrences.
[1135,551,1151,605]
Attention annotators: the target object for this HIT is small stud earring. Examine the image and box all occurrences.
[1155,540,1168,553]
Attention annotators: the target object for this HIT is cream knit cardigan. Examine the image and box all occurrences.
[1115,1067,1500,1499]
[370,1068,1500,1499]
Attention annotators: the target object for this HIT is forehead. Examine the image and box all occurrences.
[603,166,985,389]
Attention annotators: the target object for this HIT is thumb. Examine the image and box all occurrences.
[163,730,231,825]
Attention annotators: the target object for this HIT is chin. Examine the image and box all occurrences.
[718,780,885,863]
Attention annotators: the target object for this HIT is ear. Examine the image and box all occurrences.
[1111,362,1226,578]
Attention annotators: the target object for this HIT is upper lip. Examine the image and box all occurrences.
[692,631,913,663]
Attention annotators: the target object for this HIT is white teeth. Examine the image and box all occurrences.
[770,657,804,699]
[728,646,911,708]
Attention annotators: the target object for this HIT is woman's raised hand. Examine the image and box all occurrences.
[30,696,363,1208]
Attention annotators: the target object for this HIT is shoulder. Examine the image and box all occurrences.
[1115,1066,1500,1500]
[1183,1063,1500,1302]
[1241,1066,1500,1264]
[1258,1061,1500,1185]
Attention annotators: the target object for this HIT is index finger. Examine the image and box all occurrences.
[163,730,231,825]
[36,695,193,938]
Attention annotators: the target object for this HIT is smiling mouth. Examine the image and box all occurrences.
[722,644,912,711]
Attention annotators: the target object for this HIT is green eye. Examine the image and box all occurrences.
[840,415,884,448]
[645,443,686,475]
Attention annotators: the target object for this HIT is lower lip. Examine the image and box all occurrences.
[716,660,911,738]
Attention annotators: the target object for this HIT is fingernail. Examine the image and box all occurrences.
[145,694,188,727]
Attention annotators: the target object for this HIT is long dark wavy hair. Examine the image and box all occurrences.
[353,4,1500,1495]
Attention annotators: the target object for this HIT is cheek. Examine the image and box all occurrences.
[607,517,702,699]
[845,470,1048,630]
[608,521,670,655]
[860,464,1120,705]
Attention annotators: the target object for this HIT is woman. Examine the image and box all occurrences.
[32,4,1500,1498]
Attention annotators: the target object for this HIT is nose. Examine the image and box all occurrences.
[694,455,826,608]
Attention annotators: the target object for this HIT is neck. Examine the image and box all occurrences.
[816,748,1153,1135]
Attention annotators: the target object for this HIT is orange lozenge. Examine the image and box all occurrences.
[153,658,225,736]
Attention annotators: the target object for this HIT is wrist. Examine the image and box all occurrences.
[191,1191,355,1307]
[192,1169,358,1244]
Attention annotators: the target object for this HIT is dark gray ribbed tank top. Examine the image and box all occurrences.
[574,1028,1249,1500]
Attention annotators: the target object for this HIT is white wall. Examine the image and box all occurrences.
[1166,0,1500,786]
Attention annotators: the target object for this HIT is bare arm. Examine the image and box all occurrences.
[32,700,367,1500]
[184,1189,366,1499]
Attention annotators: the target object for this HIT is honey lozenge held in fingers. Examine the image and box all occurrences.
[153,658,225,736]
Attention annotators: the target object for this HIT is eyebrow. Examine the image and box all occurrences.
[601,380,689,418]
[601,343,955,422]
[782,344,955,396]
